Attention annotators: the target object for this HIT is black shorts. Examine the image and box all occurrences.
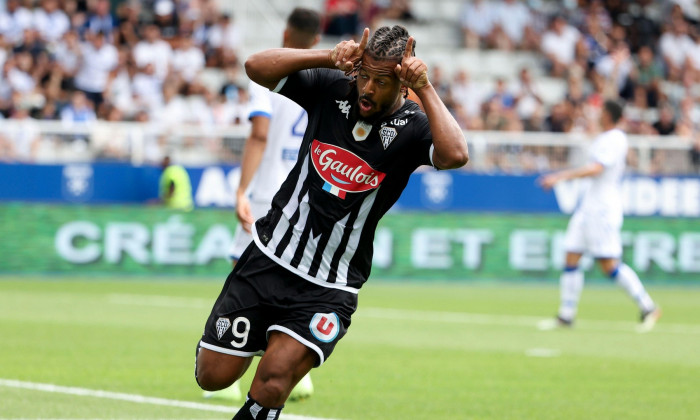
[199,244,358,367]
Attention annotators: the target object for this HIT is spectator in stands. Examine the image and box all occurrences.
[580,12,611,72]
[450,69,484,129]
[488,77,515,110]
[594,40,634,100]
[133,24,172,83]
[323,0,360,37]
[153,0,180,41]
[206,13,242,67]
[624,85,656,135]
[152,81,188,127]
[172,31,205,84]
[113,1,141,47]
[491,0,538,51]
[74,30,118,112]
[659,16,694,81]
[544,101,572,133]
[33,0,70,45]
[513,67,544,131]
[541,15,582,77]
[60,90,96,124]
[0,0,33,46]
[459,0,496,49]
[630,44,664,107]
[83,0,118,43]
[51,29,81,95]
[131,63,163,114]
[653,103,677,135]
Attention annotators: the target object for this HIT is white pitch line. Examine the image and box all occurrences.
[106,293,700,335]
[0,379,340,420]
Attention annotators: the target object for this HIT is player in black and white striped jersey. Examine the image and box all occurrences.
[195,25,468,420]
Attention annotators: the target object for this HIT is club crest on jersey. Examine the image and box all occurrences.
[309,312,340,343]
[336,100,351,119]
[311,140,386,199]
[215,317,231,340]
[379,126,397,149]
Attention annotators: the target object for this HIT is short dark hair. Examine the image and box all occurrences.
[366,25,415,61]
[287,8,321,36]
[603,99,623,123]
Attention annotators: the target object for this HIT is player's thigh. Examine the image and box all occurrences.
[563,211,586,254]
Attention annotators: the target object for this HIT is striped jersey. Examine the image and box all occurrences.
[252,68,434,293]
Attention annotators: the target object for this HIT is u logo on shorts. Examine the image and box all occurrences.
[309,312,340,343]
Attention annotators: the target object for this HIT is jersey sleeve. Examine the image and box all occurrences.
[274,68,345,111]
[247,82,273,120]
[410,112,436,169]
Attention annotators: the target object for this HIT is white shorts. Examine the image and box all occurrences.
[228,200,272,261]
[563,210,623,259]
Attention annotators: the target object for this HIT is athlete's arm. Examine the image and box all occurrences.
[245,29,370,91]
[537,162,604,190]
[236,115,270,233]
[395,38,468,170]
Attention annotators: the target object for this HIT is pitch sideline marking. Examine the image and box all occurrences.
[106,293,700,335]
[0,379,339,420]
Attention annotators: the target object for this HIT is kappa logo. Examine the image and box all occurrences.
[309,312,340,343]
[336,100,351,119]
[215,317,231,340]
[379,126,398,149]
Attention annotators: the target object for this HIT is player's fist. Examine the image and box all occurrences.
[537,173,560,190]
[394,37,429,91]
[329,27,369,72]
[236,194,254,233]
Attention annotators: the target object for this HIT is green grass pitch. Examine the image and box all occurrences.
[1,277,699,419]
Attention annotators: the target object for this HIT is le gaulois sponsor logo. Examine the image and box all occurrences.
[311,140,386,198]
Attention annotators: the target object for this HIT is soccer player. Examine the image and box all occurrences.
[537,100,661,332]
[194,25,468,419]
[215,7,322,402]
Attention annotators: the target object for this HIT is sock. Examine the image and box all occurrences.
[558,266,584,322]
[610,263,655,313]
[232,393,283,420]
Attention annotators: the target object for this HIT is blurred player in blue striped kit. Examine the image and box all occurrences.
[537,100,662,332]
[201,7,322,403]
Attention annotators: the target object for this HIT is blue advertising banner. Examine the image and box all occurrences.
[2,163,699,216]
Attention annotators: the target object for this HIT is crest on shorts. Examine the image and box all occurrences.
[216,317,231,340]
[309,312,340,343]
[379,126,397,149]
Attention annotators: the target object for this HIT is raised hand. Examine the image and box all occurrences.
[394,36,429,91]
[329,27,370,72]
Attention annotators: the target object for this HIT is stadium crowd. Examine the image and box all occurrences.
[0,0,699,173]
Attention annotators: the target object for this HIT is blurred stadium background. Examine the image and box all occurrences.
[1,0,700,419]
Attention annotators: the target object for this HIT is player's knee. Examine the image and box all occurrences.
[195,350,236,391]
[256,369,294,402]
[195,360,230,391]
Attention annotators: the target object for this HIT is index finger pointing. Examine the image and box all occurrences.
[358,27,370,52]
[404,36,414,58]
